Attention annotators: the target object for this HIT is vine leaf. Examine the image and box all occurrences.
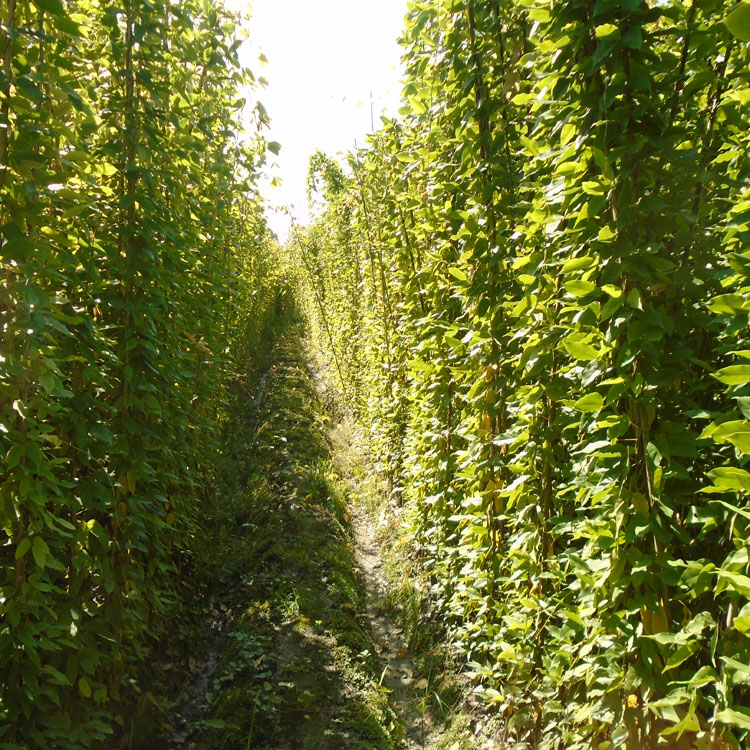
[725,2,750,41]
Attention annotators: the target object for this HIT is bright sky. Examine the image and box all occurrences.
[239,0,408,240]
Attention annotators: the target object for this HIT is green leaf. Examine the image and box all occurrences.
[267,141,281,155]
[408,95,426,115]
[561,256,596,273]
[39,372,57,394]
[203,719,227,728]
[714,707,750,731]
[573,393,604,412]
[734,604,750,634]
[32,537,49,569]
[662,640,699,672]
[706,294,749,315]
[595,23,620,40]
[598,225,616,242]
[725,2,750,42]
[622,26,643,49]
[91,424,114,444]
[519,136,542,155]
[1,236,34,261]
[78,676,91,698]
[581,181,605,196]
[447,267,467,282]
[683,665,718,688]
[563,339,600,361]
[706,467,750,491]
[15,538,31,560]
[713,365,750,386]
[710,420,750,453]
[32,0,66,17]
[601,284,622,298]
[722,657,750,686]
[718,569,750,598]
[626,288,643,309]
[560,122,577,146]
[564,280,596,297]
[709,499,750,521]
[736,397,750,419]
[631,492,650,516]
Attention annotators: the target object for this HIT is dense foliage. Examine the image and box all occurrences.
[0,0,280,745]
[296,1,750,747]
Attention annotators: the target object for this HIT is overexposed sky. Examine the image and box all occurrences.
[239,0,408,240]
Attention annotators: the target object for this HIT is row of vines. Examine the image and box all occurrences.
[296,0,750,747]
[0,0,281,746]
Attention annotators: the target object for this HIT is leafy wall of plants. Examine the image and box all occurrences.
[296,1,750,746]
[0,0,279,745]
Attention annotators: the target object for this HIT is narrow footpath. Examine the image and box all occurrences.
[135,325,465,750]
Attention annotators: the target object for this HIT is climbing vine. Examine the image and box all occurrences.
[0,0,278,746]
[297,1,750,746]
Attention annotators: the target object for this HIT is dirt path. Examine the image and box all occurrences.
[134,327,478,750]
[139,328,402,750]
[309,342,437,749]
[350,504,434,749]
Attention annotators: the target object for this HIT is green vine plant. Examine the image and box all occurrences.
[293,1,750,747]
[0,0,282,746]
